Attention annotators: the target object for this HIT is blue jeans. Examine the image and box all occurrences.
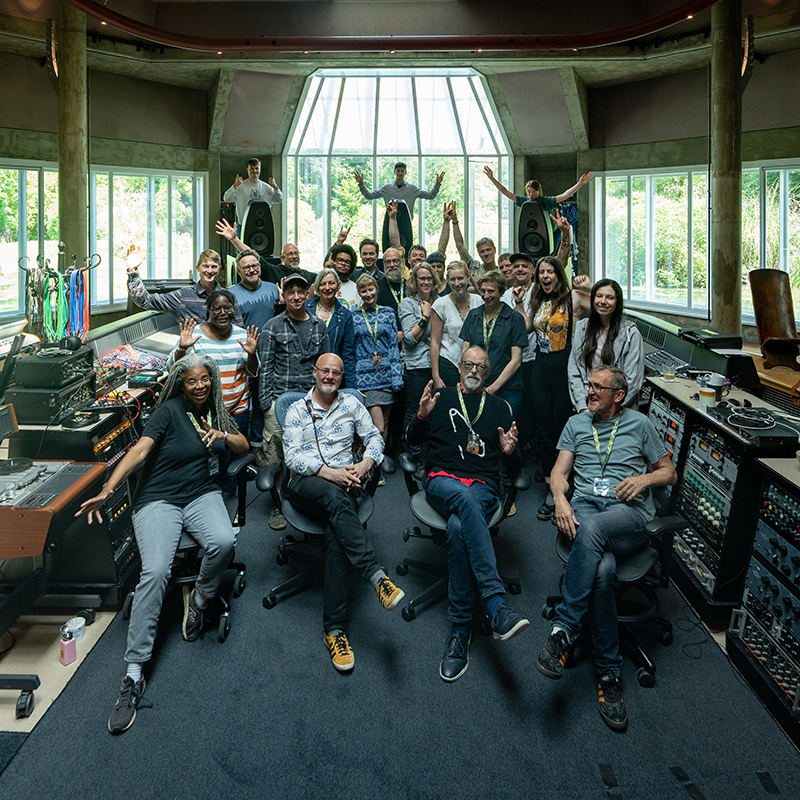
[554,496,650,675]
[426,476,504,625]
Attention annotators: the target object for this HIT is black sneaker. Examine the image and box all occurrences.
[439,630,471,682]
[490,604,530,641]
[182,586,204,642]
[108,676,147,734]
[535,629,570,679]
[537,498,555,521]
[597,672,628,731]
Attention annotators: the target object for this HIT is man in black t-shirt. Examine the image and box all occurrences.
[407,346,529,682]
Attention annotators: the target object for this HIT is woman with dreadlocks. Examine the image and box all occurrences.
[76,354,249,736]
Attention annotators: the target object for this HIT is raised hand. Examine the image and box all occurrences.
[498,421,518,455]
[233,174,243,188]
[125,244,145,274]
[386,199,398,219]
[337,225,351,243]
[418,380,439,420]
[483,165,495,180]
[199,417,226,448]
[178,319,201,350]
[435,171,445,184]
[215,218,236,241]
[238,325,260,355]
[550,208,570,232]
[512,284,528,305]
[268,174,278,188]
[572,274,591,292]
[354,170,364,184]
[578,172,593,186]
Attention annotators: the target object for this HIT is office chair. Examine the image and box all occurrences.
[394,452,530,622]
[541,487,685,687]
[257,389,394,610]
[122,452,253,643]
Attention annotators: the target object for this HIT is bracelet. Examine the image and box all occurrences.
[223,431,228,444]
[176,346,187,353]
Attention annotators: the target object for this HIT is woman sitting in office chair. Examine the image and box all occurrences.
[76,354,249,736]
[567,278,644,413]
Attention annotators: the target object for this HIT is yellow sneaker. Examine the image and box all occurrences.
[376,576,405,610]
[323,630,354,672]
[506,502,517,518]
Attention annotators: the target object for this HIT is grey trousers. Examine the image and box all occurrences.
[125,492,235,664]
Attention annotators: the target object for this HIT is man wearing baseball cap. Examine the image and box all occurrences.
[257,273,331,530]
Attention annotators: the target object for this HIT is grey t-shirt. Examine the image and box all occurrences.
[557,409,667,519]
[294,316,313,352]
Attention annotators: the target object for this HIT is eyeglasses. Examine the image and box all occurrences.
[334,257,352,266]
[314,367,344,377]
[460,361,489,374]
[239,264,260,273]
[284,251,300,258]
[585,381,614,392]
[384,258,401,266]
[211,305,234,313]
[417,275,433,282]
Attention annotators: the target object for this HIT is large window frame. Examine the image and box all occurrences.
[0,159,207,319]
[284,68,514,269]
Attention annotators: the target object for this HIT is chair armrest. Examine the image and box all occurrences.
[397,452,419,474]
[645,514,685,588]
[226,452,255,476]
[256,463,281,492]
[381,455,397,475]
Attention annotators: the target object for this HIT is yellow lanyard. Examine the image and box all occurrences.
[456,384,487,433]
[361,306,379,346]
[591,410,623,477]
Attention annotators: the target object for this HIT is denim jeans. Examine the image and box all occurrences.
[425,475,504,625]
[554,495,650,675]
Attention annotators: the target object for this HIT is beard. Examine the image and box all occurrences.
[462,374,483,391]
[385,267,403,282]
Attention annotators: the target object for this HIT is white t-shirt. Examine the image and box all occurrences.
[431,293,483,368]
[502,285,537,363]
[336,279,363,311]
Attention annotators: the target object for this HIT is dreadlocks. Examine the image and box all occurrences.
[158,353,239,434]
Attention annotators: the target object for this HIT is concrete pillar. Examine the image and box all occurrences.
[57,1,88,272]
[710,0,742,334]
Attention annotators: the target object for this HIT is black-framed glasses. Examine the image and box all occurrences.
[460,361,489,374]
[384,258,402,266]
[334,257,352,266]
[585,381,614,392]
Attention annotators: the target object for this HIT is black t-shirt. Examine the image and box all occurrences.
[134,395,218,508]
[408,387,513,493]
[377,274,405,329]
[458,303,528,390]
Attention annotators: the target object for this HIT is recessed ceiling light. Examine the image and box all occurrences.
[101,21,107,26]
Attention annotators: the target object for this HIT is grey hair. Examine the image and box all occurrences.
[236,248,260,267]
[313,267,341,294]
[476,237,495,250]
[159,353,239,433]
[596,364,629,397]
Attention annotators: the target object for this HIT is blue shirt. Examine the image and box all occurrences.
[229,280,279,332]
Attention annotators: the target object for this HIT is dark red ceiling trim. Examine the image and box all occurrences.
[66,0,716,53]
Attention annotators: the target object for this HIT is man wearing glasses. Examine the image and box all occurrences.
[535,365,676,731]
[328,243,362,310]
[283,353,405,672]
[407,347,529,683]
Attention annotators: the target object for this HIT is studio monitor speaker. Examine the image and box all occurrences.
[241,199,275,256]
[518,200,553,260]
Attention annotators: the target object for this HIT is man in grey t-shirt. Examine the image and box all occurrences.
[534,365,676,732]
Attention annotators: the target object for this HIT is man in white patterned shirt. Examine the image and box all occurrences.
[283,353,405,673]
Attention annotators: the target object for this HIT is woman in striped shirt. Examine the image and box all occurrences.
[172,289,260,434]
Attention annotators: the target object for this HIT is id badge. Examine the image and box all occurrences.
[538,337,550,353]
[208,454,220,477]
[466,431,483,454]
[372,351,382,365]
[593,477,610,497]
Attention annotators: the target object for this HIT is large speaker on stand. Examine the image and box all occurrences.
[517,200,553,261]
[241,199,275,257]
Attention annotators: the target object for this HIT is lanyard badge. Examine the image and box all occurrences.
[591,410,622,496]
[457,384,487,455]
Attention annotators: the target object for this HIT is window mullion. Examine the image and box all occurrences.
[687,171,693,311]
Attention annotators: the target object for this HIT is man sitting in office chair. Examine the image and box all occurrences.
[535,365,677,731]
[282,353,405,673]
[407,346,529,683]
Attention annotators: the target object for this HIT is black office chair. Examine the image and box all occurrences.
[257,390,394,610]
[541,487,685,687]
[394,453,530,622]
[122,453,253,643]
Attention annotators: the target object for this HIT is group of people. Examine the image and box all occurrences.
[77,158,672,737]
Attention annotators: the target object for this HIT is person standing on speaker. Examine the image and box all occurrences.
[483,166,592,255]
[354,162,443,220]
[126,246,243,326]
[223,158,283,235]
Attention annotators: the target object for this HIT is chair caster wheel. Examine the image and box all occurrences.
[637,667,655,688]
[276,552,288,566]
[218,613,231,643]
[401,606,416,622]
[122,593,133,621]
[402,527,413,542]
[659,630,673,646]
[77,608,96,625]
[396,563,409,577]
[263,594,277,610]
[233,572,246,597]
[16,690,34,719]
[507,581,521,595]
[541,604,555,621]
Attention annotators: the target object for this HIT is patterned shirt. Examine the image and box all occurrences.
[257,311,330,411]
[283,389,385,477]
[127,274,243,326]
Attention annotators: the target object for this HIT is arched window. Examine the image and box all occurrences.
[284,68,513,268]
